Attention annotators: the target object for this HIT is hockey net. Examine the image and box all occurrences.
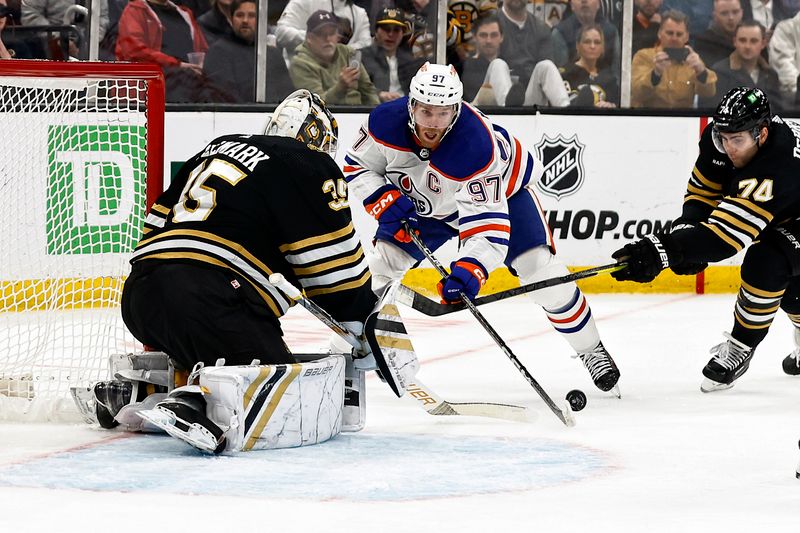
[0,61,164,421]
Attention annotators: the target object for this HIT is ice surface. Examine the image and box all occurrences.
[0,294,798,532]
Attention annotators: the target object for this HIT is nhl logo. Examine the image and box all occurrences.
[534,134,586,199]
[419,148,430,160]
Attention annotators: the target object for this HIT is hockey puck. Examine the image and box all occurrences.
[566,389,587,412]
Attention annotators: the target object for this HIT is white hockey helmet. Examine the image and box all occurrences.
[407,62,463,139]
[264,89,339,157]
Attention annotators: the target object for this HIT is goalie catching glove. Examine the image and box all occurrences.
[437,258,488,303]
[364,184,418,244]
[611,234,682,283]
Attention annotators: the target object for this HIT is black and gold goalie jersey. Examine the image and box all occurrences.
[132,135,375,323]
[674,117,800,263]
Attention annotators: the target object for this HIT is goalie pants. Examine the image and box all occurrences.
[122,261,295,371]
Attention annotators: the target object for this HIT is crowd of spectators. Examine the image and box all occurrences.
[3,0,800,110]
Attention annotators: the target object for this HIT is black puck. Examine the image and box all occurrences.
[566,389,587,412]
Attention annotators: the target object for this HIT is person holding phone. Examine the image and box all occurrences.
[289,10,379,105]
[631,9,717,108]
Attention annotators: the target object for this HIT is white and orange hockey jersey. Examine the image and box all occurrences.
[344,97,547,272]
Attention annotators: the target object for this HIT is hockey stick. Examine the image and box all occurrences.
[268,273,534,423]
[394,262,626,317]
[405,224,575,427]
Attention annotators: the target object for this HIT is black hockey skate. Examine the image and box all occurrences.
[783,328,800,376]
[576,342,621,396]
[92,381,135,429]
[137,388,226,454]
[701,333,755,392]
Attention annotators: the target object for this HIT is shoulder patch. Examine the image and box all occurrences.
[430,104,494,181]
[368,98,414,151]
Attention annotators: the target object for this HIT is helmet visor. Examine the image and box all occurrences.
[711,126,758,154]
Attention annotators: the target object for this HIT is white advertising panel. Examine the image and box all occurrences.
[164,111,710,266]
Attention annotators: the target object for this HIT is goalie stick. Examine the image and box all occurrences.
[405,224,575,427]
[268,273,534,424]
[394,262,626,317]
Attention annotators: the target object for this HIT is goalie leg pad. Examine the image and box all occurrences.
[364,282,420,398]
[175,355,346,452]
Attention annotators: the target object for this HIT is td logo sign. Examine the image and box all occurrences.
[47,125,146,254]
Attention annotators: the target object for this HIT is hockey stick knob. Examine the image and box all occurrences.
[269,273,302,300]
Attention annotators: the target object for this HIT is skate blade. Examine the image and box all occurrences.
[700,378,734,393]
[137,408,223,454]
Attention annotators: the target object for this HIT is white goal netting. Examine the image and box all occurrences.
[0,64,162,421]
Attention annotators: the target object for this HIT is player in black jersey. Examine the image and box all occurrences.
[611,86,800,392]
[122,90,375,372]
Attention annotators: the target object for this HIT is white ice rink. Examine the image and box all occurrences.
[1,293,798,533]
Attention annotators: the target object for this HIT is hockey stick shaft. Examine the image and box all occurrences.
[268,274,532,423]
[395,262,625,317]
[405,225,574,426]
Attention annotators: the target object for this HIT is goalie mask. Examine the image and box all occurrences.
[711,86,771,154]
[264,89,339,157]
[407,62,463,143]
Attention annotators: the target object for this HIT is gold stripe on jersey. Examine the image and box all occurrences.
[710,210,761,239]
[137,251,282,316]
[138,228,275,278]
[787,313,800,326]
[701,221,744,251]
[243,364,301,451]
[686,182,721,198]
[142,227,153,235]
[691,166,723,190]
[151,203,171,215]
[291,247,365,276]
[278,223,355,253]
[684,194,720,208]
[305,269,371,297]
[741,280,784,299]
[726,197,774,223]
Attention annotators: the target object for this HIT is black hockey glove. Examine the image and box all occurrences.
[667,220,707,276]
[611,234,673,283]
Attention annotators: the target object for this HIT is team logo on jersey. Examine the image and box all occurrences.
[390,170,433,215]
[534,134,586,199]
[419,148,430,159]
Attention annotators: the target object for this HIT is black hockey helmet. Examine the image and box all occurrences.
[713,87,771,133]
[712,87,771,153]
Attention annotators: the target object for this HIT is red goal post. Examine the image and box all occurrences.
[0,60,165,421]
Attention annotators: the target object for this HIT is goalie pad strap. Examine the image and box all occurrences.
[364,298,420,398]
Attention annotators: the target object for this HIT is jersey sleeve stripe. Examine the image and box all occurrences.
[297,261,370,289]
[145,213,167,228]
[717,202,769,231]
[709,211,761,239]
[486,236,510,246]
[684,194,720,208]
[519,153,534,190]
[504,138,523,197]
[344,169,370,183]
[726,197,774,222]
[459,212,510,224]
[290,247,365,276]
[278,223,355,252]
[701,221,745,252]
[304,269,371,297]
[692,167,722,190]
[282,232,362,265]
[687,183,721,197]
[459,223,511,240]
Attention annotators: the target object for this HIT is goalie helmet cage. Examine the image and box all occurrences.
[0,60,165,422]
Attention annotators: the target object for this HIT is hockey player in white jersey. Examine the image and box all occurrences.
[344,62,621,394]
